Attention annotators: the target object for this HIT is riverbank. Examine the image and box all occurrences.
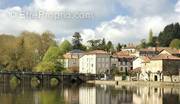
[87,80,180,87]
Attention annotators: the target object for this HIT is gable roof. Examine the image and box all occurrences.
[86,50,109,55]
[135,56,150,63]
[151,54,180,60]
[68,49,84,53]
[160,49,180,55]
[140,47,170,52]
[113,51,135,58]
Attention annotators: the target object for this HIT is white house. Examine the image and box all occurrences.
[79,50,110,74]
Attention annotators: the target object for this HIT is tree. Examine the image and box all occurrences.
[116,43,122,51]
[140,39,147,48]
[158,23,180,47]
[35,61,56,72]
[99,38,106,50]
[147,29,155,47]
[42,46,62,62]
[41,31,56,54]
[87,39,101,50]
[35,46,64,72]
[106,41,114,52]
[148,29,153,44]
[59,40,72,54]
[169,39,180,49]
[146,71,152,81]
[72,32,82,49]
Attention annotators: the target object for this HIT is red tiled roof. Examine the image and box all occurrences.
[86,50,109,55]
[116,51,129,56]
[140,47,170,52]
[131,67,141,72]
[140,56,151,63]
[160,49,180,54]
[151,54,180,60]
[114,51,135,58]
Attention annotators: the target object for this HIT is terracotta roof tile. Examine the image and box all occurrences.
[151,54,180,60]
[86,50,109,55]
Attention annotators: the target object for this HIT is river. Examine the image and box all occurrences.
[0,83,179,104]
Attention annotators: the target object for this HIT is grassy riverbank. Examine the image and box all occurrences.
[87,80,180,87]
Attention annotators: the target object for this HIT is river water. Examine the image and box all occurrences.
[0,83,179,104]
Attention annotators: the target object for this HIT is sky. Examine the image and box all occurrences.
[0,0,180,44]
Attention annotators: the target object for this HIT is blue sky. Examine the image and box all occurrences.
[0,0,180,44]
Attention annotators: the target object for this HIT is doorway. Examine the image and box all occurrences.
[154,75,158,81]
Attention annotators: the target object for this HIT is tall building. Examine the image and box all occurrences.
[79,50,111,74]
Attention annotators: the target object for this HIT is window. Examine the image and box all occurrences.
[120,67,123,71]
[119,62,121,65]
[125,62,127,65]
[91,64,93,67]
[130,67,133,70]
[125,67,128,71]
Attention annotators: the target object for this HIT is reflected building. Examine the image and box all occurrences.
[79,85,133,104]
[133,86,180,104]
[64,87,79,104]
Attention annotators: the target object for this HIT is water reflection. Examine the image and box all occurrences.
[0,84,179,104]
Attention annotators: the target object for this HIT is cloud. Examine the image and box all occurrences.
[0,0,180,45]
[0,0,114,37]
[81,13,180,44]
[80,0,180,44]
[118,0,174,17]
[175,0,180,12]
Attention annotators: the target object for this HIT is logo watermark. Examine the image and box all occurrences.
[8,10,94,20]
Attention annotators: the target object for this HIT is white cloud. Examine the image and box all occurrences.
[80,0,180,44]
[81,14,180,44]
[175,0,180,12]
[118,0,174,17]
[0,0,180,45]
[30,0,64,11]
[0,0,113,36]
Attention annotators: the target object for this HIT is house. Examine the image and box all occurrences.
[112,51,135,73]
[139,47,169,57]
[62,49,84,72]
[133,56,151,80]
[149,53,180,82]
[159,49,180,57]
[134,53,180,82]
[79,50,111,74]
[133,56,150,70]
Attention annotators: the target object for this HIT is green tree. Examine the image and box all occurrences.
[140,39,147,48]
[148,29,153,46]
[158,23,180,47]
[99,38,107,50]
[59,40,72,54]
[42,46,62,62]
[41,31,56,54]
[35,46,64,72]
[116,43,122,51]
[72,32,82,49]
[106,41,114,52]
[169,39,180,49]
[87,39,101,50]
[35,62,56,72]
[72,32,86,51]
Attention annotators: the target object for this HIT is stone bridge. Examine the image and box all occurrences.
[0,71,97,86]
